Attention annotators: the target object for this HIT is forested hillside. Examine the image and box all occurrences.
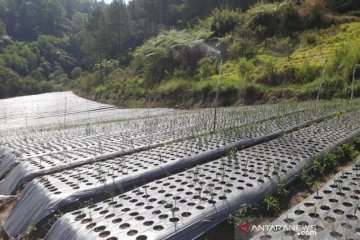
[0,0,359,107]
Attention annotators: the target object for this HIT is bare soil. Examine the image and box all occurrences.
[0,198,16,240]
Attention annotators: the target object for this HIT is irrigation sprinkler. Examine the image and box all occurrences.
[63,97,67,126]
[191,40,222,132]
[316,60,328,106]
[86,101,90,122]
[351,64,360,100]
[25,113,28,128]
[147,95,150,118]
[213,58,223,133]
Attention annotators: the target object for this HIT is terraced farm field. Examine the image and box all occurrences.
[1,92,360,240]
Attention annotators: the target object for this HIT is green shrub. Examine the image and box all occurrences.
[245,1,299,40]
[133,30,212,86]
[263,37,294,57]
[321,75,347,99]
[353,137,360,150]
[300,32,319,45]
[75,72,101,93]
[227,38,257,59]
[71,67,82,79]
[300,169,314,189]
[352,80,360,99]
[263,195,280,214]
[241,82,264,103]
[198,56,218,78]
[209,8,242,37]
[262,57,277,82]
[0,20,6,37]
[295,62,321,83]
[0,67,22,98]
[334,144,357,165]
[326,41,360,80]
[238,58,254,78]
[2,53,29,75]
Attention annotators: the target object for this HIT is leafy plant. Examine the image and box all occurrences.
[263,195,280,214]
[24,223,37,238]
[277,175,289,198]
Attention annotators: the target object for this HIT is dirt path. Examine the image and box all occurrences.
[0,197,16,240]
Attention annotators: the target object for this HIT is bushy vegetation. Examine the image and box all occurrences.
[72,0,360,107]
[0,0,359,105]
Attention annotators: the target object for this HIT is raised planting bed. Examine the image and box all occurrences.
[1,96,302,143]
[0,108,211,161]
[0,102,316,195]
[0,101,301,179]
[252,160,360,240]
[0,105,180,143]
[0,121,207,194]
[0,91,115,130]
[1,98,352,175]
[0,91,180,130]
[0,104,276,160]
[4,105,359,238]
[0,112,210,179]
[42,109,360,240]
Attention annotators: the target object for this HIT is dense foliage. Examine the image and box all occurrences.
[0,0,359,106]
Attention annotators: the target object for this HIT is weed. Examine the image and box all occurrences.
[263,195,280,214]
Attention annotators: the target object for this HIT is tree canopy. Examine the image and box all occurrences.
[0,0,359,103]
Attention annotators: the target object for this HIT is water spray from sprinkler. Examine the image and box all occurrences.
[351,64,360,100]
